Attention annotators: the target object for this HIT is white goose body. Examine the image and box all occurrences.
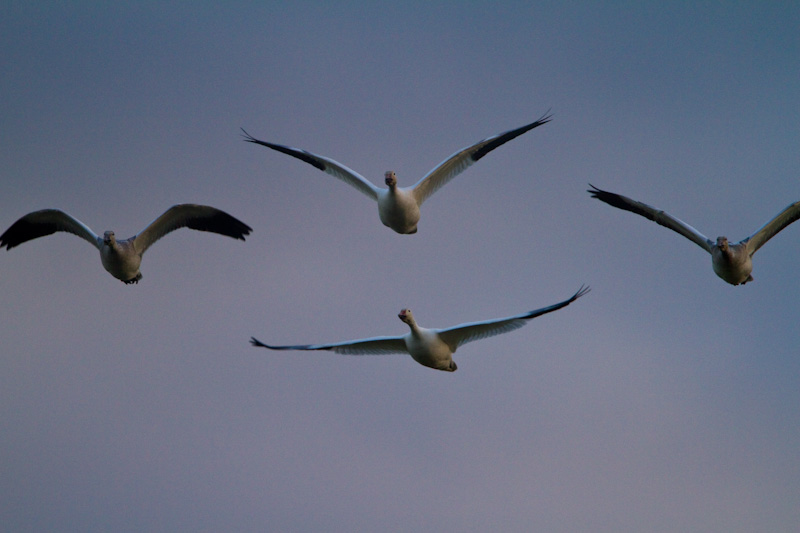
[377,177,422,234]
[589,185,800,285]
[711,238,753,285]
[250,286,589,372]
[401,311,459,371]
[242,112,551,235]
[1,204,252,284]
[100,233,143,282]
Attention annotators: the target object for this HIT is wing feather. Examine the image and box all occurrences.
[588,185,713,252]
[412,111,552,205]
[250,335,407,356]
[133,204,252,255]
[437,285,590,352]
[242,129,380,201]
[0,209,101,250]
[743,200,800,256]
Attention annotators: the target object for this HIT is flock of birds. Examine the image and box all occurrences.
[4,112,800,371]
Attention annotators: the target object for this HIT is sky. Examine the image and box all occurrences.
[1,2,799,531]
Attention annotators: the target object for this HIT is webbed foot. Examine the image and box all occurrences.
[122,273,142,285]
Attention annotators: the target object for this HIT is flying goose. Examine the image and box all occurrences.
[1,204,252,284]
[250,285,589,372]
[241,112,551,234]
[588,185,800,285]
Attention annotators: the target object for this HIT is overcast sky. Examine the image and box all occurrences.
[1,2,799,531]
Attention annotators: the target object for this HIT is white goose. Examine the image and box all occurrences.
[250,285,589,372]
[1,204,252,284]
[588,185,800,285]
[241,112,551,234]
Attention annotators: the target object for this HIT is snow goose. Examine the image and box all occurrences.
[250,285,589,372]
[588,185,800,285]
[1,204,252,284]
[241,112,551,234]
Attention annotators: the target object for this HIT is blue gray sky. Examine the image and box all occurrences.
[2,2,799,531]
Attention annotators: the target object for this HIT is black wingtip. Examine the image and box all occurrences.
[239,132,327,172]
[249,338,307,351]
[241,128,272,148]
[573,284,591,300]
[186,208,253,241]
[240,128,264,146]
[471,112,554,162]
[537,107,554,125]
[586,183,620,205]
[0,211,65,251]
[250,336,267,348]
[237,222,254,241]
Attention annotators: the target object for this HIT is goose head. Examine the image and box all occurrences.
[384,171,397,188]
[103,231,116,246]
[398,308,415,326]
[716,236,729,251]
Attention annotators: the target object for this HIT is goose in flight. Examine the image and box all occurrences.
[588,185,800,285]
[1,204,252,284]
[241,112,552,234]
[250,285,589,372]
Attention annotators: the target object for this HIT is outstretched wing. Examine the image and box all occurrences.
[0,209,101,251]
[242,129,380,201]
[588,184,714,253]
[412,111,552,205]
[742,200,800,256]
[250,335,407,356]
[133,204,252,255]
[436,285,590,352]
